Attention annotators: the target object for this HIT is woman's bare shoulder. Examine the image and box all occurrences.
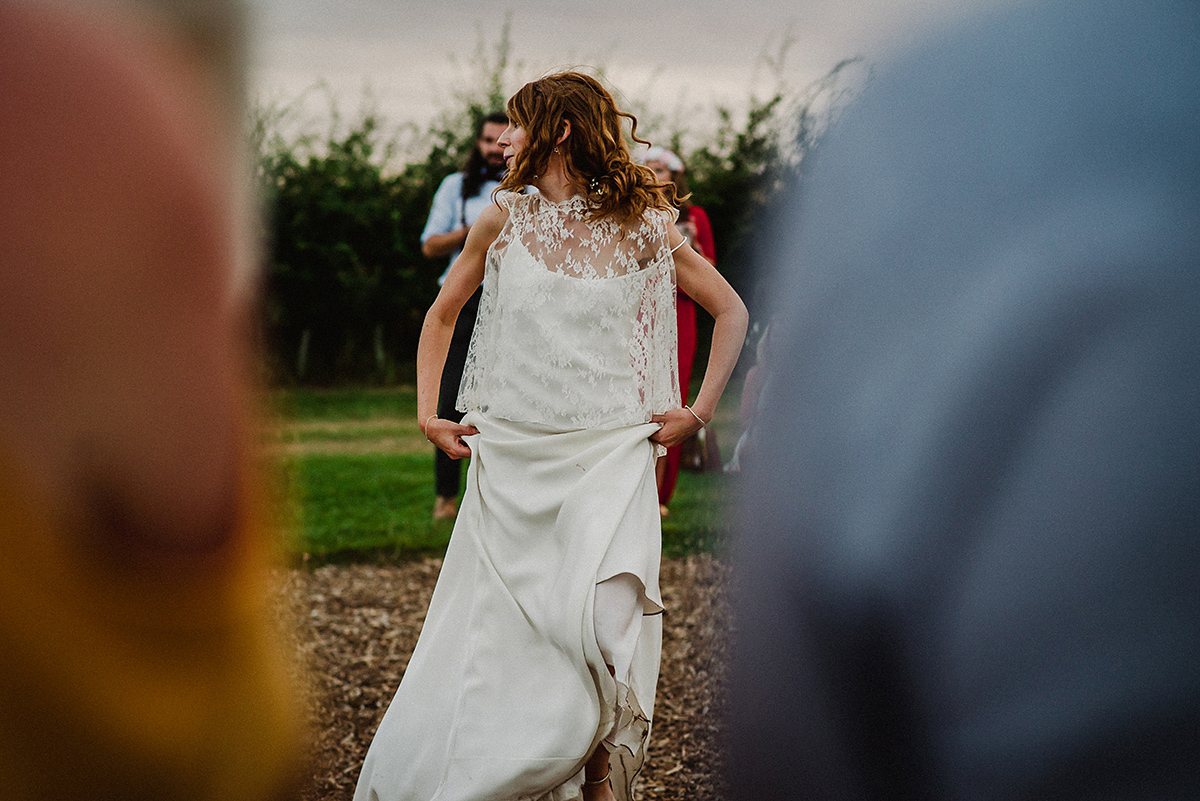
[483,195,514,216]
[476,194,515,234]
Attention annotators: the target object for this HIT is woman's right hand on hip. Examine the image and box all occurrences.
[425,418,479,459]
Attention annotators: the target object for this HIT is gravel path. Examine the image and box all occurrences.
[277,555,730,800]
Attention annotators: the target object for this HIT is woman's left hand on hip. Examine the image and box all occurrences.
[649,407,705,449]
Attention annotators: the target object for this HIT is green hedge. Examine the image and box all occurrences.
[254,60,862,384]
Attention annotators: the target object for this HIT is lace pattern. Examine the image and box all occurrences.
[458,192,680,429]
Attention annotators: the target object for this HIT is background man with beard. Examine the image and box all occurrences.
[421,111,508,520]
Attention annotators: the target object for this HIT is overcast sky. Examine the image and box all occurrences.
[247,0,1004,142]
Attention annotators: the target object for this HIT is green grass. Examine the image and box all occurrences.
[660,472,733,558]
[271,386,418,422]
[270,385,739,561]
[281,451,455,560]
[275,423,415,445]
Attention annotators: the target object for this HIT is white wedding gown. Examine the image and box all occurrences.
[354,192,680,801]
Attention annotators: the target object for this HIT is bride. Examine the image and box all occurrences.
[354,71,747,801]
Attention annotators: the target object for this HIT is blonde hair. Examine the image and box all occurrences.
[499,72,677,223]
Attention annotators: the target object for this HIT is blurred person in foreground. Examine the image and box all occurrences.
[421,111,509,521]
[0,1,304,798]
[730,1,1200,797]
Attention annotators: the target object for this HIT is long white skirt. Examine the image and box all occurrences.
[354,411,664,801]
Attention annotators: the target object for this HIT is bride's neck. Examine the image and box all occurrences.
[532,158,581,203]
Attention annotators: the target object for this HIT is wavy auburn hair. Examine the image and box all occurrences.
[498,72,677,223]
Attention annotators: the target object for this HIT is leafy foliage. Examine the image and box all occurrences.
[689,58,865,299]
[253,35,864,384]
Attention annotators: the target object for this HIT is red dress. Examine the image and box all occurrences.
[660,205,716,506]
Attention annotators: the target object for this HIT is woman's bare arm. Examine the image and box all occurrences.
[651,227,749,449]
[416,201,507,458]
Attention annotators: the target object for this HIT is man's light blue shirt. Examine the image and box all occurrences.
[420,172,503,285]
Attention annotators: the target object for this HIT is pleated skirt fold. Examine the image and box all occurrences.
[355,412,663,801]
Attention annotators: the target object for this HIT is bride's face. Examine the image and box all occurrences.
[498,123,526,170]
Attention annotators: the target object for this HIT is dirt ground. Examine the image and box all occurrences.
[276,554,730,800]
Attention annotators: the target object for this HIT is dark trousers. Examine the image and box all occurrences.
[435,286,482,498]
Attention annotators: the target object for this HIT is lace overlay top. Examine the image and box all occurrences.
[457,191,680,430]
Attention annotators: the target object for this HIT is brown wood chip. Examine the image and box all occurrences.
[274,555,729,800]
